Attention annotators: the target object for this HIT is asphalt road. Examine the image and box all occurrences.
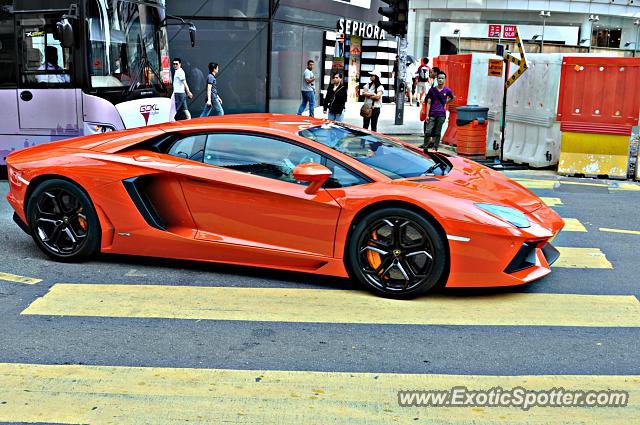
[0,175,639,424]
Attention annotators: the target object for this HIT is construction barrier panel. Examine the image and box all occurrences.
[437,54,472,146]
[558,131,629,179]
[557,57,640,134]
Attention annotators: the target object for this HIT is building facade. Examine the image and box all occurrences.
[166,0,395,116]
[407,0,640,58]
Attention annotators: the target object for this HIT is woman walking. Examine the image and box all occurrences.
[323,72,347,121]
[362,70,384,131]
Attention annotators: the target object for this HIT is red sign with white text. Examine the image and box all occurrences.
[488,24,502,38]
[503,25,516,39]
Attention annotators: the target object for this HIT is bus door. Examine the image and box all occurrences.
[16,13,80,135]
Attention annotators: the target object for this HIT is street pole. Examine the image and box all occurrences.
[541,17,545,52]
[395,35,407,125]
[500,58,509,162]
[635,19,640,58]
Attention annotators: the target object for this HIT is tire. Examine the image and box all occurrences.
[347,207,447,298]
[27,179,101,262]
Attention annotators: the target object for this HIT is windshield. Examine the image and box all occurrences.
[86,0,170,91]
[299,123,445,179]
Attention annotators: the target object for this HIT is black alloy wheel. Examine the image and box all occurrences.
[348,207,447,298]
[27,179,100,262]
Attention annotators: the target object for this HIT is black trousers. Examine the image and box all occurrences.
[362,107,381,132]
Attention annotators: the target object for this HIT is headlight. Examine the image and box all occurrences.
[475,203,530,228]
[84,123,115,135]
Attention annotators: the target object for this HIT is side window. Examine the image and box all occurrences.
[324,159,368,188]
[203,133,322,185]
[0,2,17,87]
[18,13,72,87]
[167,134,207,161]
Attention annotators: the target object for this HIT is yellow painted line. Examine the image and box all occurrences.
[0,272,42,285]
[540,197,563,206]
[21,284,640,327]
[0,363,637,425]
[555,247,613,269]
[512,178,556,189]
[600,227,640,236]
[562,218,587,232]
[559,180,608,188]
[611,183,640,191]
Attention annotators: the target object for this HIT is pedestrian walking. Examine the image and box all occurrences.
[297,60,316,117]
[362,70,384,132]
[422,71,455,152]
[323,72,347,122]
[172,58,192,120]
[415,57,430,106]
[200,62,224,117]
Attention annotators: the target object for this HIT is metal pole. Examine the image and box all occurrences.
[635,22,640,57]
[500,58,509,162]
[395,35,407,125]
[541,17,545,52]
[588,21,593,53]
[458,33,461,53]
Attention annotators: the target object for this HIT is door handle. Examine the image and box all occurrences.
[20,91,33,102]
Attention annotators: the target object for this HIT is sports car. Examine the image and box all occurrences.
[6,114,564,298]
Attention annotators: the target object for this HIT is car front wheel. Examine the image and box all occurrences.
[27,179,100,262]
[348,207,447,298]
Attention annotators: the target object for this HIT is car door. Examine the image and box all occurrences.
[16,13,80,135]
[174,132,342,258]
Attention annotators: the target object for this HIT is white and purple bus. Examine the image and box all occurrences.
[0,0,195,165]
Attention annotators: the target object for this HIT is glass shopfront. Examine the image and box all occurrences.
[167,0,385,115]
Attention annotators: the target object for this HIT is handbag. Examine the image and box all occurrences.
[420,100,427,121]
[360,101,373,118]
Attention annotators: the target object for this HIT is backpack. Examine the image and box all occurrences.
[418,65,430,82]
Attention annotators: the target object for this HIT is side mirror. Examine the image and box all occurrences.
[189,25,197,47]
[56,18,74,48]
[293,163,332,195]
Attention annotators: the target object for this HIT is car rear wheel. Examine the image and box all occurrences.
[348,207,447,298]
[27,179,100,262]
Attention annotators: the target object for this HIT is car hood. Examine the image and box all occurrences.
[393,156,543,213]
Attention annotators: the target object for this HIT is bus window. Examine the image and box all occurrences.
[19,14,72,86]
[0,0,17,87]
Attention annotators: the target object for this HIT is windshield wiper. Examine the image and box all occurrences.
[124,34,165,95]
[424,161,445,175]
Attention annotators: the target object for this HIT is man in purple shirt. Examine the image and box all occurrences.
[423,71,455,152]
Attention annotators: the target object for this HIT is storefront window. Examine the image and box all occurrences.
[168,20,268,114]
[270,21,323,114]
[167,0,269,18]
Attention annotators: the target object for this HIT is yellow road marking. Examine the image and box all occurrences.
[611,183,640,191]
[540,197,562,206]
[513,178,556,189]
[21,284,639,327]
[555,247,613,269]
[600,227,640,236]
[562,218,587,232]
[559,180,608,188]
[0,363,637,425]
[0,272,41,285]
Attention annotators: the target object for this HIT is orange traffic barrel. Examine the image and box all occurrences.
[456,120,488,159]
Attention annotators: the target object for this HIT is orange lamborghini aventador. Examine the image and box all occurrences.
[6,114,564,297]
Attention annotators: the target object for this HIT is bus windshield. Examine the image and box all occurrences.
[86,0,169,91]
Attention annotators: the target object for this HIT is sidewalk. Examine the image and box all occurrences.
[311,101,426,135]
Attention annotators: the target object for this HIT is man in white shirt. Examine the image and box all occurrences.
[36,46,70,84]
[172,57,193,120]
[297,60,316,117]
